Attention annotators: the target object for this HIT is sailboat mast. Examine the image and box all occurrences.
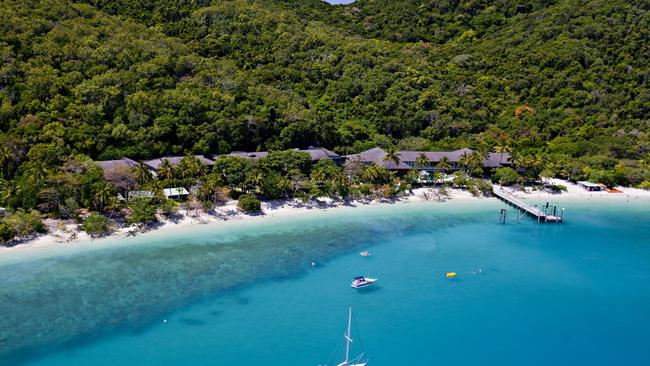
[344,307,352,365]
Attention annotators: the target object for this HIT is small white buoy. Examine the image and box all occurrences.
[311,261,316,267]
[163,319,167,323]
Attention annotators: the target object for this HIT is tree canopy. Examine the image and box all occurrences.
[0,0,648,224]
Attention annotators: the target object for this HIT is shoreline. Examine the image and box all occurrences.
[1,180,649,261]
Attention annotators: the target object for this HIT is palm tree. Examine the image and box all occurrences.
[362,164,381,184]
[246,170,264,192]
[383,147,401,170]
[157,159,174,182]
[415,153,430,169]
[470,150,488,176]
[310,167,327,183]
[436,156,452,172]
[458,153,473,173]
[133,162,153,185]
[512,154,527,171]
[94,183,113,212]
[0,145,14,178]
[105,196,122,219]
[0,180,19,205]
[494,143,512,164]
[26,163,49,185]
[277,175,291,198]
[433,172,444,184]
[145,179,165,201]
[201,173,226,205]
[194,160,207,177]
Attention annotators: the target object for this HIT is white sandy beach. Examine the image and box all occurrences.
[2,179,649,258]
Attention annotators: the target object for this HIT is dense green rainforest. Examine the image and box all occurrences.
[0,0,648,241]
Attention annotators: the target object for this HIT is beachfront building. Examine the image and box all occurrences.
[163,187,190,199]
[344,148,512,173]
[226,151,269,160]
[300,147,343,165]
[126,190,155,200]
[143,155,215,173]
[577,181,606,191]
[95,157,139,175]
[223,148,342,164]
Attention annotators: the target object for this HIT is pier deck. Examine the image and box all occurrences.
[492,189,563,223]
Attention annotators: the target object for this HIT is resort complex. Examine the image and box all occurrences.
[95,147,511,176]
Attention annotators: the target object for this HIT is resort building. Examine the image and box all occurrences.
[143,155,215,172]
[224,147,342,164]
[226,151,269,160]
[577,181,606,191]
[300,147,343,165]
[163,187,190,199]
[126,190,155,200]
[95,157,139,175]
[344,148,511,172]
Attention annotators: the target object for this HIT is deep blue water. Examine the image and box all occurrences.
[1,198,649,365]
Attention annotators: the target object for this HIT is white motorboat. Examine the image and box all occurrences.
[350,276,377,289]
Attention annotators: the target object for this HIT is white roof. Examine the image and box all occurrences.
[128,190,155,198]
[163,188,189,197]
[577,181,602,187]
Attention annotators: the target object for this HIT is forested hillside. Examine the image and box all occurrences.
[0,0,649,198]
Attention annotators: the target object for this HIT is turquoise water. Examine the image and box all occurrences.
[1,198,649,365]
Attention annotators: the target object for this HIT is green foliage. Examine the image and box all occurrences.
[1,209,46,239]
[260,151,312,175]
[474,179,494,196]
[159,198,179,218]
[60,197,79,220]
[126,198,157,225]
[548,184,567,193]
[0,0,647,216]
[260,171,288,199]
[493,167,521,186]
[213,156,253,190]
[237,194,261,214]
[82,212,112,238]
[0,222,16,245]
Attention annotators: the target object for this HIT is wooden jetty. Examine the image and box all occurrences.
[492,189,563,223]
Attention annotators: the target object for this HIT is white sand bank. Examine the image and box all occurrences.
[1,180,647,258]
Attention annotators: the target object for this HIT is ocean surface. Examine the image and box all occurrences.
[1,197,649,366]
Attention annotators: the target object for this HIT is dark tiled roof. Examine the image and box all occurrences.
[228,151,269,159]
[345,148,411,170]
[483,152,512,168]
[347,148,510,169]
[144,155,214,170]
[96,157,139,172]
[299,147,340,160]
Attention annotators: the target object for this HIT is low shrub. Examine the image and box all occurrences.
[82,212,113,238]
[493,167,521,186]
[126,198,157,225]
[237,194,261,213]
[548,184,567,193]
[2,209,46,239]
[0,222,16,245]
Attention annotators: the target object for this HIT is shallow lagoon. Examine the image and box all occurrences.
[1,198,649,365]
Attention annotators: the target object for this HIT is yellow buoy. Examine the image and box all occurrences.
[445,272,457,278]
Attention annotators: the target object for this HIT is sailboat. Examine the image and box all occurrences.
[336,307,368,366]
